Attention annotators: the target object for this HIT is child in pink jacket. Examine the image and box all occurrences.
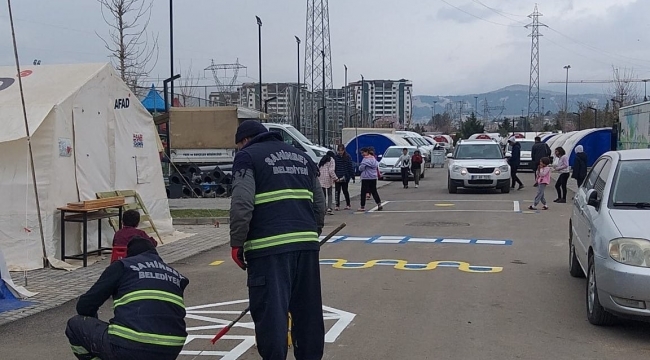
[530,157,551,210]
[318,151,337,214]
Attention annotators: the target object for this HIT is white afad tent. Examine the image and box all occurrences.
[0,63,174,271]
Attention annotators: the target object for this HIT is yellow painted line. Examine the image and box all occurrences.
[210,260,224,266]
[434,203,455,207]
[319,259,502,273]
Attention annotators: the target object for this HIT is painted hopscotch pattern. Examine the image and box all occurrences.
[319,235,513,246]
[319,259,503,273]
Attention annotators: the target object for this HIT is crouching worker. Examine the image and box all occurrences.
[65,237,189,360]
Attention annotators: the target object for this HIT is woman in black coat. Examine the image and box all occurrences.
[333,144,355,210]
[571,145,588,188]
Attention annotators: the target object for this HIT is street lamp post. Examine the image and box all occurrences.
[588,106,598,128]
[295,36,301,132]
[361,74,365,128]
[611,98,624,124]
[256,16,263,112]
[321,50,326,147]
[344,65,348,127]
[169,0,174,106]
[563,65,571,129]
[644,80,648,102]
[572,112,581,131]
[474,96,478,113]
[264,96,277,114]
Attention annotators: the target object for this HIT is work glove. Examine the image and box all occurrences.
[231,247,247,270]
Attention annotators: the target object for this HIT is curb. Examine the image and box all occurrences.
[173,217,229,225]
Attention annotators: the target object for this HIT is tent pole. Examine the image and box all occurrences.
[7,0,48,268]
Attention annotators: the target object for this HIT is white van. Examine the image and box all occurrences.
[265,123,330,163]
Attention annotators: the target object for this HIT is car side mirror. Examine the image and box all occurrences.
[505,152,512,157]
[378,155,383,159]
[587,189,600,208]
[446,153,453,159]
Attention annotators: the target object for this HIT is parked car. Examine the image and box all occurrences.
[569,149,650,325]
[447,139,511,193]
[506,139,535,171]
[378,146,426,180]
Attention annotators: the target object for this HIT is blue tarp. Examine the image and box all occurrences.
[141,84,167,113]
[567,129,613,167]
[345,133,410,169]
[0,281,33,313]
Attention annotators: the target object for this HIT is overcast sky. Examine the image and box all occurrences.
[2,0,650,96]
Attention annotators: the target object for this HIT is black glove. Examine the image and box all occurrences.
[317,227,323,236]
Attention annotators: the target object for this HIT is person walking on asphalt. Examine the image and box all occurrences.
[65,237,189,360]
[572,145,588,188]
[333,144,355,211]
[508,136,524,190]
[396,147,412,189]
[529,157,552,211]
[552,146,570,203]
[318,150,337,215]
[531,136,551,186]
[358,147,383,212]
[411,149,423,188]
[229,120,326,360]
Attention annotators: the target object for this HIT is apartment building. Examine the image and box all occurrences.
[238,82,300,122]
[347,79,412,127]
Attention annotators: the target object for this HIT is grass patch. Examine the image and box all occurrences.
[170,209,230,218]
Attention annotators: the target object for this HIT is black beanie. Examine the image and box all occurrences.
[127,236,156,257]
[235,120,267,144]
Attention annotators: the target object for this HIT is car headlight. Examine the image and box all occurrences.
[499,165,510,172]
[313,149,326,157]
[452,165,462,173]
[379,162,387,168]
[609,238,650,267]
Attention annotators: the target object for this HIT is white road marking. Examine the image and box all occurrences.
[370,209,513,213]
[367,201,390,213]
[513,201,520,212]
[386,199,516,203]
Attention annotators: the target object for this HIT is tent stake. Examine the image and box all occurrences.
[7,0,48,268]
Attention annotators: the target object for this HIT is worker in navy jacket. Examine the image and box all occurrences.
[229,120,326,360]
[65,237,189,360]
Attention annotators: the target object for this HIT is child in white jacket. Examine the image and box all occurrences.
[318,151,337,214]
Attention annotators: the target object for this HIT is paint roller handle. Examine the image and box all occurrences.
[319,223,346,246]
[210,306,250,344]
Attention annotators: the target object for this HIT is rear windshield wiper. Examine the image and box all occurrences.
[613,202,650,208]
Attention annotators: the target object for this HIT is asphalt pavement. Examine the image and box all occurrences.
[2,168,649,360]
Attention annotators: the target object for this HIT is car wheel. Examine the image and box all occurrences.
[448,177,457,194]
[586,254,616,326]
[501,185,510,193]
[569,224,585,278]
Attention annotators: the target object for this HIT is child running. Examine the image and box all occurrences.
[358,147,383,212]
[529,157,551,211]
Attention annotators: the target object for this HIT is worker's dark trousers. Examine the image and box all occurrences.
[247,250,325,360]
[65,315,178,360]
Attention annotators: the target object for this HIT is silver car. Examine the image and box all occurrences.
[569,149,650,325]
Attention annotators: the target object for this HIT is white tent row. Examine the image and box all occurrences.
[0,63,174,271]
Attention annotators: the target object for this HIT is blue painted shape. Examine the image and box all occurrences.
[468,266,494,272]
[399,236,412,244]
[340,263,365,268]
[0,281,15,300]
[332,236,348,243]
[403,264,427,269]
[319,260,338,265]
[365,236,380,244]
[375,260,400,265]
[437,262,461,267]
[504,240,514,245]
[469,239,478,244]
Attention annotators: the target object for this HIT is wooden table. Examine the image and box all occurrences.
[58,205,123,267]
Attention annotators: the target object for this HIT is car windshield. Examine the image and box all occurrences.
[611,159,650,205]
[284,125,313,146]
[455,144,503,159]
[507,142,534,152]
[384,148,414,157]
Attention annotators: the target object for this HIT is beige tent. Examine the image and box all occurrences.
[0,63,173,271]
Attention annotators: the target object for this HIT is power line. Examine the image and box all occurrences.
[470,0,528,20]
[438,0,523,28]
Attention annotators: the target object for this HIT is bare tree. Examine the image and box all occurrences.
[97,0,159,96]
[608,66,640,106]
[177,61,200,107]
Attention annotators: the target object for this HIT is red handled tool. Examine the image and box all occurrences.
[211,222,347,344]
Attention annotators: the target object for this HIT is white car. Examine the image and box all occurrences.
[447,139,511,193]
[506,139,535,171]
[395,131,434,162]
[378,146,426,180]
[569,149,650,325]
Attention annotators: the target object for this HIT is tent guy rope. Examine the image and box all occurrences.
[7,0,48,268]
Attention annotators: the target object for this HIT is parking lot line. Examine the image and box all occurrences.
[513,201,521,212]
[367,201,390,213]
[372,209,514,213]
[386,199,515,203]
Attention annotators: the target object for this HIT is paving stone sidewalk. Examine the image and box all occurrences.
[0,225,230,326]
